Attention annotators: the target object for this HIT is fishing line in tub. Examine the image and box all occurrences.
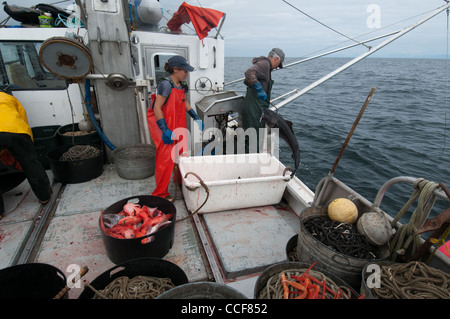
[86,276,176,299]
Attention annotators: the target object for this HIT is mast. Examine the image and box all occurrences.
[273,2,450,110]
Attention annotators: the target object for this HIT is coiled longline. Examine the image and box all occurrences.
[369,261,450,299]
[60,145,100,161]
[86,275,175,299]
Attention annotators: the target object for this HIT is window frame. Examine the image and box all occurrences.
[0,40,68,91]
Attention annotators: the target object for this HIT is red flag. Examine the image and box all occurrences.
[167,2,224,40]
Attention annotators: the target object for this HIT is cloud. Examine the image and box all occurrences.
[2,0,448,58]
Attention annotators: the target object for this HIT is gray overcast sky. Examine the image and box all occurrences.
[3,0,450,58]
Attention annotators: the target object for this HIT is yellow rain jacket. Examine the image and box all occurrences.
[0,92,33,139]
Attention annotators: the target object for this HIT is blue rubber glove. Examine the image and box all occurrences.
[156,118,175,145]
[188,109,204,131]
[253,82,267,101]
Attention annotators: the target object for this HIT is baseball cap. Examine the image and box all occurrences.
[168,55,195,72]
[269,48,285,68]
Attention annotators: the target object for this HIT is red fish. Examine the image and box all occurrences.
[123,203,140,216]
[111,225,136,239]
[140,220,172,244]
[101,203,172,241]
[117,215,142,226]
[137,213,172,238]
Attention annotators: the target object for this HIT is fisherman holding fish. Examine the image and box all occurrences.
[0,91,51,215]
[242,48,285,151]
[147,56,203,201]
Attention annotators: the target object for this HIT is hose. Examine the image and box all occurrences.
[84,79,116,150]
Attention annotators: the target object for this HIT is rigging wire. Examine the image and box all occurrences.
[298,7,439,63]
[282,0,371,50]
[0,16,10,28]
[445,6,449,151]
[160,9,196,34]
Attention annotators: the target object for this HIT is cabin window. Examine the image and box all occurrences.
[0,41,68,91]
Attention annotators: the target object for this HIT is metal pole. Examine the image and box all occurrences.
[373,176,450,208]
[330,87,376,174]
[271,88,300,103]
[273,2,450,110]
[313,87,376,206]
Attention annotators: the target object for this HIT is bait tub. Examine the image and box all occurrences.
[254,261,358,299]
[78,257,188,299]
[179,153,291,213]
[100,195,176,264]
[47,144,103,184]
[0,263,67,299]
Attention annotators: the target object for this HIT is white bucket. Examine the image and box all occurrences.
[179,153,290,213]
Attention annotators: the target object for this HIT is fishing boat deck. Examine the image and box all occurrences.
[0,165,312,299]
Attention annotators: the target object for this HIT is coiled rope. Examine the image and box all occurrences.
[60,145,100,162]
[85,275,175,299]
[389,179,439,261]
[369,261,450,299]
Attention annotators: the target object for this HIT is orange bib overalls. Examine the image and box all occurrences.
[147,84,188,198]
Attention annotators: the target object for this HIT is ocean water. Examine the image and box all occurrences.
[224,57,449,220]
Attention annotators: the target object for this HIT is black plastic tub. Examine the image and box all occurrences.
[156,282,248,299]
[0,171,25,193]
[32,125,61,169]
[0,263,67,299]
[58,123,101,146]
[254,261,359,299]
[0,170,25,216]
[285,234,298,261]
[0,153,26,215]
[78,257,188,299]
[100,195,177,264]
[47,144,103,184]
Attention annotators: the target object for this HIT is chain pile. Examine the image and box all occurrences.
[369,261,450,299]
[304,216,381,259]
[86,275,175,299]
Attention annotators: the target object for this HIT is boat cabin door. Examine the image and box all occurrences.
[142,47,189,86]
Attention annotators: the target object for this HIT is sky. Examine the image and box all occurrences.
[2,0,450,58]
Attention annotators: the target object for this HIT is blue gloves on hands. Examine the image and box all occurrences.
[253,82,267,101]
[188,109,204,131]
[156,118,175,145]
[157,110,203,145]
